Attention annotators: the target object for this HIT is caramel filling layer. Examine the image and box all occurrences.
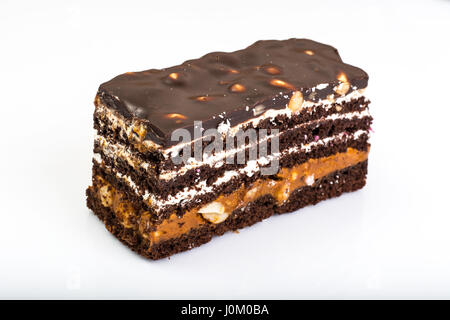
[94,148,368,246]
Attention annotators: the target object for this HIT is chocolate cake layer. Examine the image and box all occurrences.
[87,160,368,259]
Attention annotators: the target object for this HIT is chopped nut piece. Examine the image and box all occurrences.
[253,104,266,116]
[244,187,258,201]
[269,79,296,90]
[230,83,246,92]
[304,50,314,56]
[305,174,315,186]
[132,124,147,139]
[335,71,350,96]
[198,201,225,214]
[291,172,298,181]
[99,185,113,207]
[200,211,229,224]
[288,91,304,113]
[198,202,230,224]
[138,213,152,235]
[335,105,342,112]
[275,183,290,202]
[335,82,350,96]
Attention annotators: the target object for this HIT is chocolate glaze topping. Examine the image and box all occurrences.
[97,39,368,146]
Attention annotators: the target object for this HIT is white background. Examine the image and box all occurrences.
[1,0,450,299]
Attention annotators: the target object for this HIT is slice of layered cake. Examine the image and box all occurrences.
[86,39,372,259]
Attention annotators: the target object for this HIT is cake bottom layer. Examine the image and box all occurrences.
[86,160,368,260]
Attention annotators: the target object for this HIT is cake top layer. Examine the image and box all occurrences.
[98,39,368,145]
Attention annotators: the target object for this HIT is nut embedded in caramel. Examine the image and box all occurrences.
[198,201,229,224]
[200,211,230,224]
[244,187,258,201]
[305,174,315,186]
[275,183,290,202]
[99,185,113,207]
[291,172,298,181]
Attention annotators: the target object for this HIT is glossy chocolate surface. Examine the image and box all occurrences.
[97,39,368,146]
